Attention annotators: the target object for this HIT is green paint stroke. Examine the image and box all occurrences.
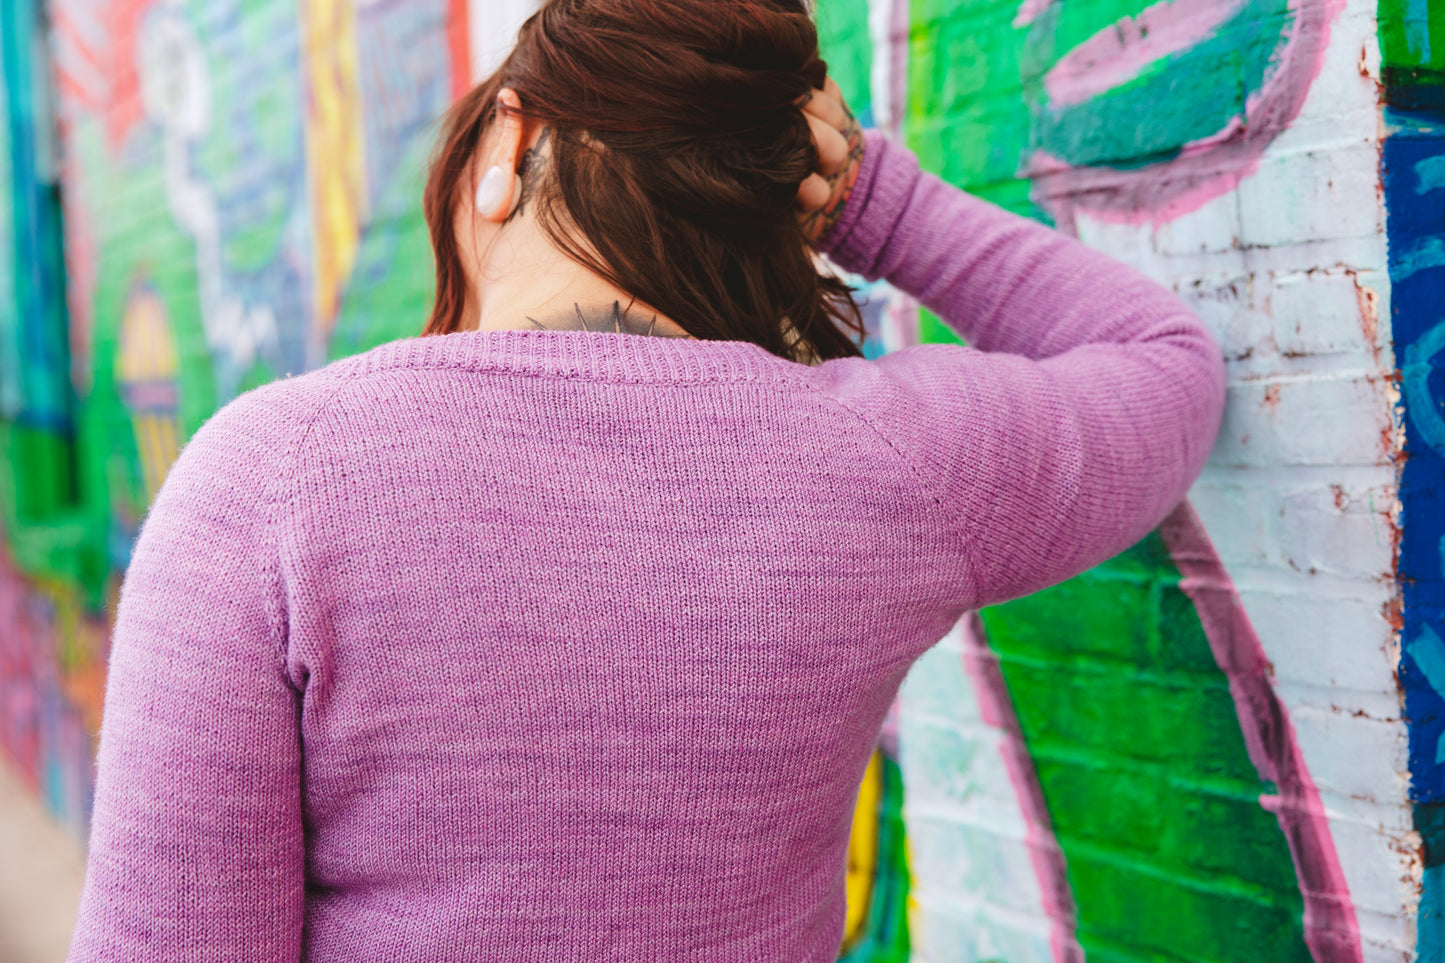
[816,0,875,116]
[1380,0,1444,82]
[908,0,1040,213]
[981,533,1311,961]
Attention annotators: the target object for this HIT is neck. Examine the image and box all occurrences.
[525,301,694,338]
[465,247,692,339]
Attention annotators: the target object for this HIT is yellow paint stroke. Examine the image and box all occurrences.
[842,749,883,949]
[302,0,367,334]
[117,289,177,383]
[136,414,180,500]
[117,287,181,500]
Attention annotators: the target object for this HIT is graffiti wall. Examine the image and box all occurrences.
[0,0,473,832]
[1,0,1442,960]
[832,0,1429,959]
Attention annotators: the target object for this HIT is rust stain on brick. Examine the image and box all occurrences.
[1263,384,1283,411]
[1346,268,1384,368]
[1392,827,1425,901]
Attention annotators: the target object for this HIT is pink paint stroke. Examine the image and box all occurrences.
[1013,0,1055,28]
[880,0,921,351]
[1044,0,1248,108]
[1030,0,1344,226]
[1160,502,1363,963]
[958,613,1085,963]
[885,0,909,141]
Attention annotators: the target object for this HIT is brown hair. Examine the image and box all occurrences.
[422,0,864,363]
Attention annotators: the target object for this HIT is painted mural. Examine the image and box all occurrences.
[0,0,472,835]
[0,0,1440,961]
[885,0,1410,960]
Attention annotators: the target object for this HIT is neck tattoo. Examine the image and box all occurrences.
[526,302,694,339]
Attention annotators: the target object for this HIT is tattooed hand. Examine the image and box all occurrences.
[796,77,865,246]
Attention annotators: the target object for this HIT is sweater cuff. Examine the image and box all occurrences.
[816,129,920,279]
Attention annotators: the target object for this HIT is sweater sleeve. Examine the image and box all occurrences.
[814,131,1226,608]
[67,383,312,963]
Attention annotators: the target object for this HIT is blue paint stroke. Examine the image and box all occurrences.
[1409,625,1445,762]
[1387,100,1445,812]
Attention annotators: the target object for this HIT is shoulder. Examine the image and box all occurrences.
[191,360,360,457]
[161,355,371,515]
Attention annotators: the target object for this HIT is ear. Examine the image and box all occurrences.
[474,88,528,223]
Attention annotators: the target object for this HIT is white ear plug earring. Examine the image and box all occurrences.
[474,165,525,218]
[474,165,509,215]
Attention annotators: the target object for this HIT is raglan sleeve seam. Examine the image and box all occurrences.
[257,373,363,681]
[801,381,981,607]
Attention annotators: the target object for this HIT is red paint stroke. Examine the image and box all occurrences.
[447,0,472,99]
[105,0,158,150]
[1031,0,1344,227]
[958,613,1085,963]
[51,6,108,114]
[1160,502,1363,963]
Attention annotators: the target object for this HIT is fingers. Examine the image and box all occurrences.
[797,172,832,211]
[802,85,850,132]
[795,75,864,239]
[807,113,850,176]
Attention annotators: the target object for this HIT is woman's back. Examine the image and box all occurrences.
[280,332,959,959]
[69,102,1224,963]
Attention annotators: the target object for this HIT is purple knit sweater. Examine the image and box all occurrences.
[68,132,1224,962]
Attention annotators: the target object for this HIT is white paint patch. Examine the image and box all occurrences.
[898,626,1060,963]
[137,7,280,400]
[468,0,542,83]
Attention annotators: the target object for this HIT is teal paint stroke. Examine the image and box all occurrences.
[1404,0,1434,60]
[0,29,16,420]
[1425,865,1445,954]
[0,0,71,429]
[1395,237,1445,282]
[1025,0,1298,168]
[1419,155,1445,193]
[1403,319,1445,456]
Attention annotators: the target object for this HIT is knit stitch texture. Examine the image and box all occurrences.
[68,132,1225,962]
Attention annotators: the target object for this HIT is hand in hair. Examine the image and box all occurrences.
[797,77,865,245]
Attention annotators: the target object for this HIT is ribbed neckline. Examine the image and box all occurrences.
[354,327,817,386]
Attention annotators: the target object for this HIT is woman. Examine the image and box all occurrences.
[68,1,1224,960]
